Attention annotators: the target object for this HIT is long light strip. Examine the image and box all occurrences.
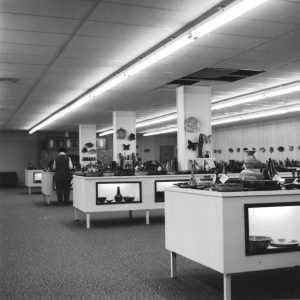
[211,105,300,126]
[135,113,177,128]
[212,82,300,111]
[143,127,178,136]
[98,129,113,136]
[29,0,268,134]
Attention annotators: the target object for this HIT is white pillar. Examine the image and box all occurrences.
[79,124,97,166]
[113,111,136,163]
[177,86,212,171]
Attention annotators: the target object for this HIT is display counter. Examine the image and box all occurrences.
[41,171,73,205]
[73,174,213,228]
[25,169,43,195]
[164,187,300,300]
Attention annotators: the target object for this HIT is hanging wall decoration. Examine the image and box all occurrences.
[269,147,274,153]
[289,146,294,151]
[116,128,127,139]
[184,117,201,133]
[123,144,130,150]
[278,146,284,152]
[128,133,135,141]
[187,140,197,151]
[259,147,266,153]
[228,148,234,153]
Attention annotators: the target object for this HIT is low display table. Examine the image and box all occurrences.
[73,174,213,228]
[25,169,42,195]
[165,187,300,300]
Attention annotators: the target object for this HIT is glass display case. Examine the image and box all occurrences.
[33,171,42,183]
[96,181,142,205]
[244,202,300,255]
[155,180,188,202]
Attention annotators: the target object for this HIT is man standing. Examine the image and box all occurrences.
[53,147,73,205]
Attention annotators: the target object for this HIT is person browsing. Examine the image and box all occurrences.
[53,147,73,206]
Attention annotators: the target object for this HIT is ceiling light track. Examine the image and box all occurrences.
[29,0,269,134]
[212,81,300,110]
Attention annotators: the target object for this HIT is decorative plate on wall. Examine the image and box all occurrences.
[116,128,127,139]
[184,117,201,133]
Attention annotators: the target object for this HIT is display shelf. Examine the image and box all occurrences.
[245,202,300,255]
[73,173,213,228]
[96,181,142,205]
[155,179,188,202]
[164,187,300,300]
[25,169,43,195]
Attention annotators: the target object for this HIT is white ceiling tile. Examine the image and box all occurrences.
[0,13,80,34]
[0,0,92,19]
[0,29,68,46]
[215,18,297,39]
[0,43,58,57]
[242,0,300,24]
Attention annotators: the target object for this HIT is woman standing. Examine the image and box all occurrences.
[53,147,73,205]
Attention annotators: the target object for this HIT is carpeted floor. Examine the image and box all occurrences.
[0,188,299,300]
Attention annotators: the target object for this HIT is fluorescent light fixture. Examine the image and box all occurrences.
[29,93,94,134]
[264,85,300,98]
[212,94,266,110]
[29,0,268,133]
[192,0,268,39]
[241,109,286,120]
[98,129,113,136]
[125,36,194,77]
[211,106,300,125]
[143,127,177,136]
[212,82,300,111]
[91,74,127,98]
[211,116,241,126]
[136,113,177,128]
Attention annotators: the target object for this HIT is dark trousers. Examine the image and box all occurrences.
[55,180,70,205]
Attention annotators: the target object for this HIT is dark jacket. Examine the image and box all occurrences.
[54,154,71,182]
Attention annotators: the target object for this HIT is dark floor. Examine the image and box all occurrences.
[0,188,299,300]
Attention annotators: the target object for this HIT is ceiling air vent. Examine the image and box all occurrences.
[0,78,19,84]
[168,68,265,85]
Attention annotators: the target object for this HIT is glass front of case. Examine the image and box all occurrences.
[244,202,300,255]
[96,181,142,205]
[33,172,42,183]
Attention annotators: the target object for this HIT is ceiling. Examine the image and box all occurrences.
[0,0,299,134]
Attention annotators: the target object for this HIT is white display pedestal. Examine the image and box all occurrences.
[41,171,73,205]
[73,174,213,229]
[25,169,43,195]
[164,187,300,300]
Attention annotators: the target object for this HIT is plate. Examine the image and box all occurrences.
[185,117,201,133]
[270,238,299,248]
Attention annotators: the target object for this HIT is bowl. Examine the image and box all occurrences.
[249,236,271,251]
[213,183,242,192]
[123,196,135,202]
[98,197,106,203]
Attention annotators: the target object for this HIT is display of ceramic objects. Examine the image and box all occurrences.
[116,128,127,139]
[123,196,135,202]
[184,117,201,133]
[249,236,271,251]
[271,238,299,248]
